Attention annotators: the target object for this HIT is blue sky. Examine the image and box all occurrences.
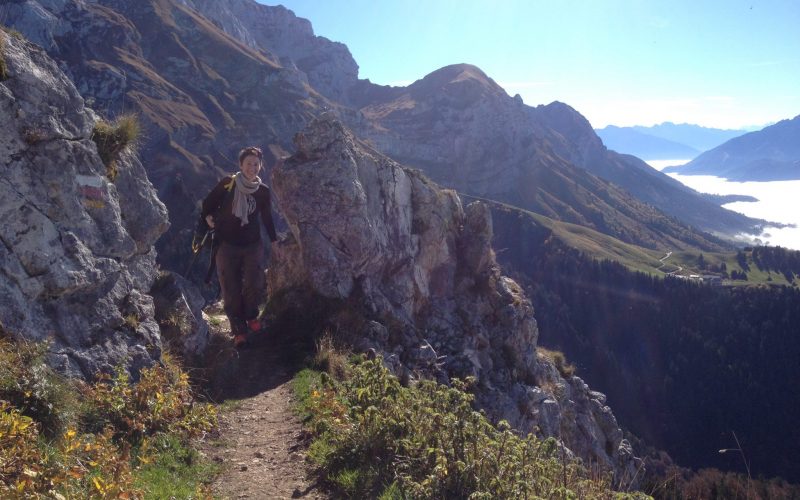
[262,1,800,129]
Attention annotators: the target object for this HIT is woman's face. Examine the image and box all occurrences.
[240,154,262,181]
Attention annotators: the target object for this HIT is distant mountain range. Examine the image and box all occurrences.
[596,123,747,160]
[664,115,800,181]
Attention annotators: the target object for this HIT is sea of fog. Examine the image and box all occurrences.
[647,160,800,250]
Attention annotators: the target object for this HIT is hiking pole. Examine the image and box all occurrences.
[204,231,220,285]
[184,229,212,277]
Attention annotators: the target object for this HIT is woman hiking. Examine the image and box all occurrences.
[201,146,278,348]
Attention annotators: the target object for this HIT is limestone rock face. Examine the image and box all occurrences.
[268,114,640,481]
[0,32,169,378]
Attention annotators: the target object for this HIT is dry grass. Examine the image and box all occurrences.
[91,113,141,180]
[0,32,8,81]
[312,331,349,381]
[538,347,577,378]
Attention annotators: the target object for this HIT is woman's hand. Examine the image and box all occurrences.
[205,214,215,229]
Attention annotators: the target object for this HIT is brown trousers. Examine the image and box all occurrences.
[215,241,265,335]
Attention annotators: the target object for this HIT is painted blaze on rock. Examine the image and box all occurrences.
[268,114,641,481]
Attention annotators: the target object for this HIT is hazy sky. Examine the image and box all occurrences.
[261,0,800,129]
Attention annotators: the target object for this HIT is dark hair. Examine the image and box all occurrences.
[238,146,263,165]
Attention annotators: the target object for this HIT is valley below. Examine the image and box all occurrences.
[648,160,800,250]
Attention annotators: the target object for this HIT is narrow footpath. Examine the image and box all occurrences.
[197,307,326,500]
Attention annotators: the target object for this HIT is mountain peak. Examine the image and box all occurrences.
[410,63,506,96]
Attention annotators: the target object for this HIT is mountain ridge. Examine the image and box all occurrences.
[596,125,700,160]
[665,114,800,181]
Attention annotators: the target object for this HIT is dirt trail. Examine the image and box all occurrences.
[197,309,326,500]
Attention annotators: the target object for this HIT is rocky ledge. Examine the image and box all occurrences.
[267,114,642,483]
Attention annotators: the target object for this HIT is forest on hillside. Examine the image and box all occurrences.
[491,208,800,484]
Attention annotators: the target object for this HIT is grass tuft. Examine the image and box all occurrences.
[0,32,8,82]
[312,331,349,380]
[539,347,577,378]
[91,113,141,181]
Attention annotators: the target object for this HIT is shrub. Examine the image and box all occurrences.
[0,401,140,498]
[0,336,77,438]
[0,333,218,498]
[298,357,648,499]
[91,113,141,181]
[81,353,216,444]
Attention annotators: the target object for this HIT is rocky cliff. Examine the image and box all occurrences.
[268,114,641,482]
[1,0,332,268]
[0,29,168,378]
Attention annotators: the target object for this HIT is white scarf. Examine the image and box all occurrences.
[232,172,261,226]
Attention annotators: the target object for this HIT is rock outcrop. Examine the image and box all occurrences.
[268,114,641,482]
[0,30,168,378]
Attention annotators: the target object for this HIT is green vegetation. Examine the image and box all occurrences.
[132,433,219,499]
[491,198,800,288]
[0,334,217,498]
[0,338,77,439]
[294,355,648,499]
[91,113,141,181]
[531,212,667,274]
[669,246,799,286]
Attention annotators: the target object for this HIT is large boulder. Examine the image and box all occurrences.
[268,114,641,481]
[0,31,169,378]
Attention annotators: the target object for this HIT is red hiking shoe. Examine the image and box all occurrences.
[233,333,248,349]
[247,318,262,333]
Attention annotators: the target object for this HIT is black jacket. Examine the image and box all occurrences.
[201,175,278,246]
